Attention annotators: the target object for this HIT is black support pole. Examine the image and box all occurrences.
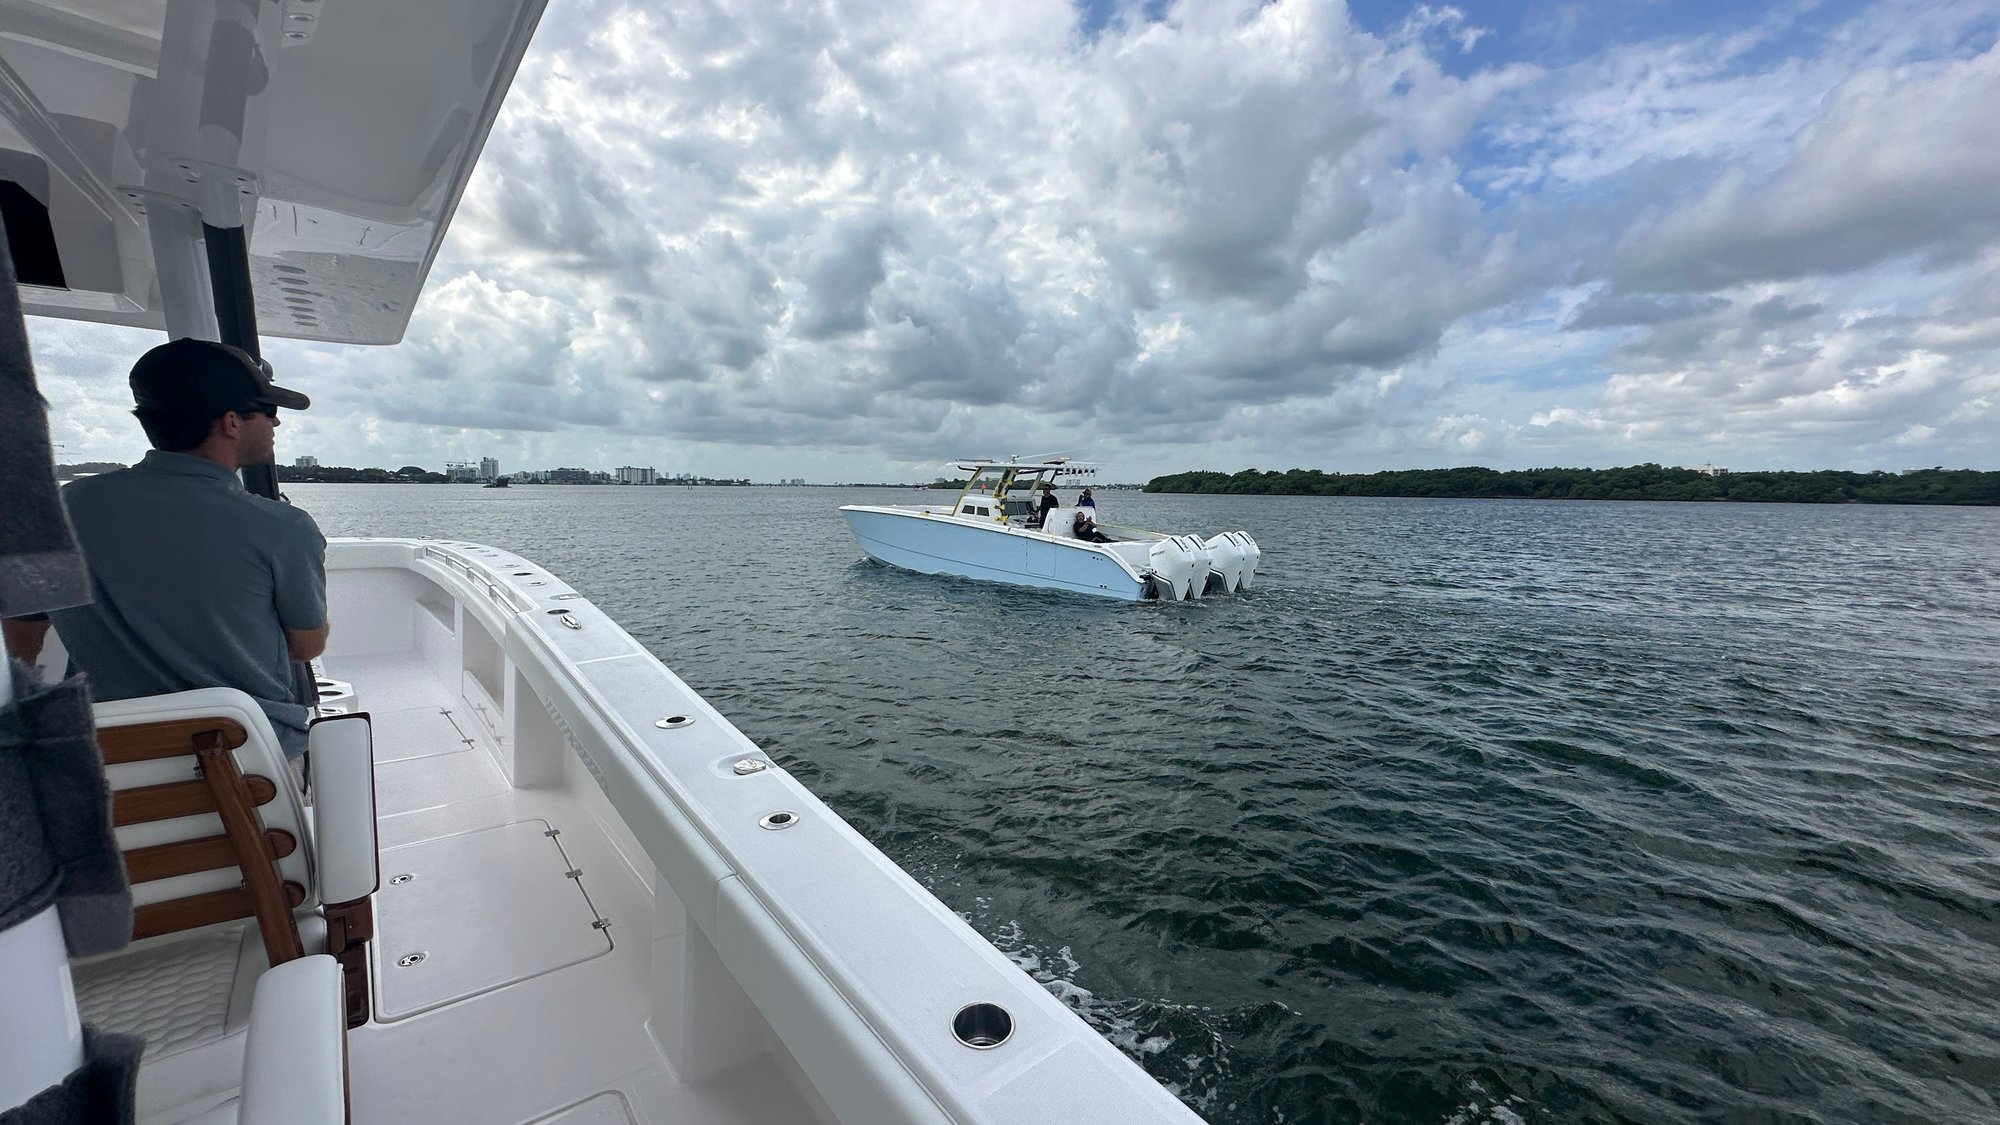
[202,220,280,501]
[203,218,313,714]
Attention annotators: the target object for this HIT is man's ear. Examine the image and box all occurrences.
[215,412,244,442]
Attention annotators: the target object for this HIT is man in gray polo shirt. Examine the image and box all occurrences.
[19,338,328,758]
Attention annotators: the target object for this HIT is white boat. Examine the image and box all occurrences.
[0,4,1207,1124]
[840,459,1260,601]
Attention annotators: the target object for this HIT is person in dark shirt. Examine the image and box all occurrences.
[19,339,328,758]
[1078,487,1096,508]
[1035,481,1059,527]
[1073,511,1112,543]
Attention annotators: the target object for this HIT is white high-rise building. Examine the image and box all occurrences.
[614,466,656,485]
[294,455,318,468]
[480,456,499,479]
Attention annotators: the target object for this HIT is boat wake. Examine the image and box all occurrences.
[1440,1078,1531,1125]
[969,906,1235,1116]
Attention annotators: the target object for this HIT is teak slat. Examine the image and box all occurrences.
[133,887,254,939]
[125,829,297,884]
[114,774,278,826]
[132,881,306,941]
[99,717,248,764]
[196,737,304,965]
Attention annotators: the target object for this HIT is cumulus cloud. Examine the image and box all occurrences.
[23,0,2000,477]
[1566,291,1729,331]
[1609,45,2000,293]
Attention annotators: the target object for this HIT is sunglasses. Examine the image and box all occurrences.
[233,403,278,418]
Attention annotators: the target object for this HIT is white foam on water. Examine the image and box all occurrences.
[972,913,1233,1114]
[1441,1077,1532,1125]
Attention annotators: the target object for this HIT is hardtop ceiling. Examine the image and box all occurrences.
[0,0,545,344]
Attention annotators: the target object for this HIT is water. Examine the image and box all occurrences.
[293,484,2000,1124]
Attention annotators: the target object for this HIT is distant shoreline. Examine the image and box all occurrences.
[1143,465,2000,506]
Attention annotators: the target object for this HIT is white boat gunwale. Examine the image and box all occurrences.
[335,536,1204,1123]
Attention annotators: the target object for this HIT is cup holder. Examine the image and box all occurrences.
[314,678,355,708]
[952,1003,1012,1049]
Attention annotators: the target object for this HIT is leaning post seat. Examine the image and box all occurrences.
[306,711,381,1026]
[237,955,348,1125]
[91,690,313,958]
[71,689,379,1121]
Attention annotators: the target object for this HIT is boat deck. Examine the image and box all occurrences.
[303,651,822,1125]
[84,540,1206,1125]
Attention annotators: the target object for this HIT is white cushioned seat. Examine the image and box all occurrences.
[72,917,326,1124]
[91,955,349,1125]
[238,955,345,1125]
[75,687,374,1123]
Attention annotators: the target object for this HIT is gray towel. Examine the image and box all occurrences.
[0,664,131,957]
[0,210,89,618]
[0,1026,143,1125]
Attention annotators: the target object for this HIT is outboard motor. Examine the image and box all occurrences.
[1234,531,1261,588]
[1204,532,1245,593]
[1146,536,1199,601]
[1205,531,1260,592]
[1181,534,1212,598]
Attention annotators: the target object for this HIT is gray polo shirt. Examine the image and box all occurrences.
[49,451,327,757]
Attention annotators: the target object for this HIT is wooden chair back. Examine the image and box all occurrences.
[97,714,305,966]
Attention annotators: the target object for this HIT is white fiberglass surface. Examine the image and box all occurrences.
[4,0,547,342]
[530,1093,638,1124]
[320,540,1205,1125]
[370,819,611,1020]
[321,611,824,1125]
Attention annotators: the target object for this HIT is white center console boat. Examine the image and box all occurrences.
[840,459,1260,601]
[0,2,1209,1122]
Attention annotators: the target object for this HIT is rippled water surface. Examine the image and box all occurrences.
[294,485,2000,1125]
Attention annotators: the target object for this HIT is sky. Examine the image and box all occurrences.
[27,0,2000,483]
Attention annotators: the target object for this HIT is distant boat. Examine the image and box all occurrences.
[839,457,1259,601]
[483,478,509,488]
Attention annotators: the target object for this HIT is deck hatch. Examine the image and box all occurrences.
[370,818,611,1020]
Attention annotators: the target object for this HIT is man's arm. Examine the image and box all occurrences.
[3,615,52,662]
[271,508,329,664]
[286,623,329,663]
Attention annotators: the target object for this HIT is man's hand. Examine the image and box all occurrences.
[286,623,330,662]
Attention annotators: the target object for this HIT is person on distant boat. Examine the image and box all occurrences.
[22,339,327,759]
[1072,510,1112,543]
[1034,481,1059,527]
[1078,487,1096,508]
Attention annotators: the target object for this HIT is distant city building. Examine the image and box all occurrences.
[614,466,656,485]
[783,477,806,487]
[1684,462,1727,477]
[549,467,591,485]
[480,456,499,480]
[294,455,318,468]
[445,460,479,481]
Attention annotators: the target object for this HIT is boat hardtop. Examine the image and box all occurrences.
[839,457,1260,601]
[0,4,1206,1124]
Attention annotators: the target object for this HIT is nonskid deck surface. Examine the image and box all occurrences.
[327,652,820,1125]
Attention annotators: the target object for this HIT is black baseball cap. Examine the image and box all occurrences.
[129,338,310,417]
